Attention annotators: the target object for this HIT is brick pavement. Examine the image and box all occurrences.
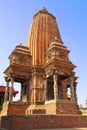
[32,128,87,130]
[0,127,87,130]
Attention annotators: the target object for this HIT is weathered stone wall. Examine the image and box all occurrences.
[1,115,87,130]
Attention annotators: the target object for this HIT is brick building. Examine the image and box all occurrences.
[1,7,81,116]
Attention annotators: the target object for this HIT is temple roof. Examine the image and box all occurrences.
[0,86,18,96]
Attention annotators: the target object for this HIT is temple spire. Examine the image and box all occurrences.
[26,7,62,66]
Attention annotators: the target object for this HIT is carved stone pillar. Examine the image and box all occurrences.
[20,82,23,101]
[44,77,47,101]
[74,82,77,103]
[4,77,9,102]
[27,79,29,103]
[53,73,58,100]
[26,75,31,103]
[70,77,75,101]
[33,87,36,105]
[9,78,14,102]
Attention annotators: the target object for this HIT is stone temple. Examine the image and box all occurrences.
[1,7,81,116]
[1,7,87,130]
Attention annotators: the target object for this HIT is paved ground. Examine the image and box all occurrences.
[0,127,87,130]
[32,128,87,130]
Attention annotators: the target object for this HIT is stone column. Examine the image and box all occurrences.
[70,77,75,101]
[20,82,23,101]
[53,72,58,100]
[33,87,36,105]
[4,77,9,102]
[74,82,77,103]
[44,77,47,102]
[9,78,14,102]
[27,79,29,103]
[26,77,29,103]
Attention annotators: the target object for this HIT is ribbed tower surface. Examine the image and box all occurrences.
[26,7,62,66]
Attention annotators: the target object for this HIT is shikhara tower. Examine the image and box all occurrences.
[1,7,81,115]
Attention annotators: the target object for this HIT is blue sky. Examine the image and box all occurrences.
[0,0,87,107]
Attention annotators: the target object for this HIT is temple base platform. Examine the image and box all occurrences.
[0,102,28,116]
[45,100,81,115]
[1,114,87,130]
